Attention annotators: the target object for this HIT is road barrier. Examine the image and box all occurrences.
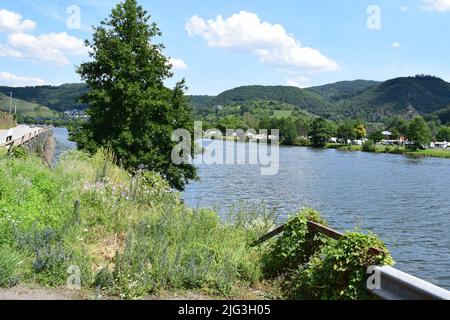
[0,127,48,150]
[253,220,450,300]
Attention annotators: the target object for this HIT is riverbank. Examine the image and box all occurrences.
[325,143,450,159]
[1,148,395,300]
[202,136,450,159]
[0,149,274,299]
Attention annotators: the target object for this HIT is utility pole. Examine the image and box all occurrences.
[15,102,17,114]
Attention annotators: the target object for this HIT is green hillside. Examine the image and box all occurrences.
[4,76,450,123]
[208,85,335,117]
[0,111,16,129]
[0,83,89,112]
[433,106,450,125]
[336,76,450,121]
[0,93,57,118]
[306,80,380,102]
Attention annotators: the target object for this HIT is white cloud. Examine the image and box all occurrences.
[391,42,401,48]
[422,0,450,12]
[185,11,338,73]
[168,57,188,70]
[0,8,36,33]
[0,43,22,58]
[0,71,46,87]
[2,32,88,65]
[400,6,409,12]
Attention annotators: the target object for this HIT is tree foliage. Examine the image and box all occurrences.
[310,118,332,147]
[368,131,383,144]
[437,126,450,141]
[407,116,432,150]
[337,121,356,143]
[69,0,197,190]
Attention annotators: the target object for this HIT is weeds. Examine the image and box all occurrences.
[0,149,269,298]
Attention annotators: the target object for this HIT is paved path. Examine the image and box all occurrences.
[0,125,42,145]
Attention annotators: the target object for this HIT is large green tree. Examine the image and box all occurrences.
[407,116,432,150]
[337,121,356,143]
[437,126,450,141]
[310,117,332,147]
[69,0,197,190]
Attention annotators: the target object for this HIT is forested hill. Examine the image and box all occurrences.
[2,75,450,122]
[306,80,380,102]
[190,76,450,121]
[0,83,89,112]
[205,85,336,117]
[335,75,450,121]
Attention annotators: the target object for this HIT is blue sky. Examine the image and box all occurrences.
[1,0,450,94]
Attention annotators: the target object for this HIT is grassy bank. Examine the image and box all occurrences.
[0,148,276,299]
[326,144,450,159]
[0,148,394,300]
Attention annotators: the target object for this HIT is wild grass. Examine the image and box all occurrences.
[0,148,275,298]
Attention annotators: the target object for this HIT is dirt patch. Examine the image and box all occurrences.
[0,285,90,300]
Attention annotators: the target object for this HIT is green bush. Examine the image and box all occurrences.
[293,137,311,146]
[284,232,394,300]
[11,146,28,159]
[362,140,377,152]
[261,208,329,278]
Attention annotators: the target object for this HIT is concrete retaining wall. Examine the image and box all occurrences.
[23,128,56,165]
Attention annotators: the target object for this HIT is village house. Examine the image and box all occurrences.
[430,141,449,149]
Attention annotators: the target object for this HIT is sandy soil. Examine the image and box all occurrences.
[0,285,91,300]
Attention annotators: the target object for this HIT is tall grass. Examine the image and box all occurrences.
[0,148,273,298]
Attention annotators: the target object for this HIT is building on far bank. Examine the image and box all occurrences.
[430,141,449,149]
[381,131,392,140]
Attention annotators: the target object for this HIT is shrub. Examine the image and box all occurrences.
[362,140,377,152]
[284,232,394,300]
[14,227,71,286]
[261,208,329,278]
[11,146,28,159]
[293,137,311,146]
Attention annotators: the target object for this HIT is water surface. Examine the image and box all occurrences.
[184,139,450,289]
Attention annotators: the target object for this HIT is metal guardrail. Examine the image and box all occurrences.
[370,266,450,300]
[253,220,450,300]
[0,128,47,149]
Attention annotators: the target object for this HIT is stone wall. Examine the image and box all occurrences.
[24,128,56,165]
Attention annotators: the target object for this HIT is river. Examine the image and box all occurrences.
[54,131,450,290]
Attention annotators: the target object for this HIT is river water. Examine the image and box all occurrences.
[54,132,450,290]
[53,127,76,165]
[183,139,450,290]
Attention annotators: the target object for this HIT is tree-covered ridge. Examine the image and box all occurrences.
[336,76,450,121]
[306,80,380,102]
[3,76,450,124]
[433,106,450,125]
[207,85,335,117]
[0,83,89,112]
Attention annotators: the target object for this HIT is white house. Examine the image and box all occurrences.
[381,131,392,140]
[430,141,448,149]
